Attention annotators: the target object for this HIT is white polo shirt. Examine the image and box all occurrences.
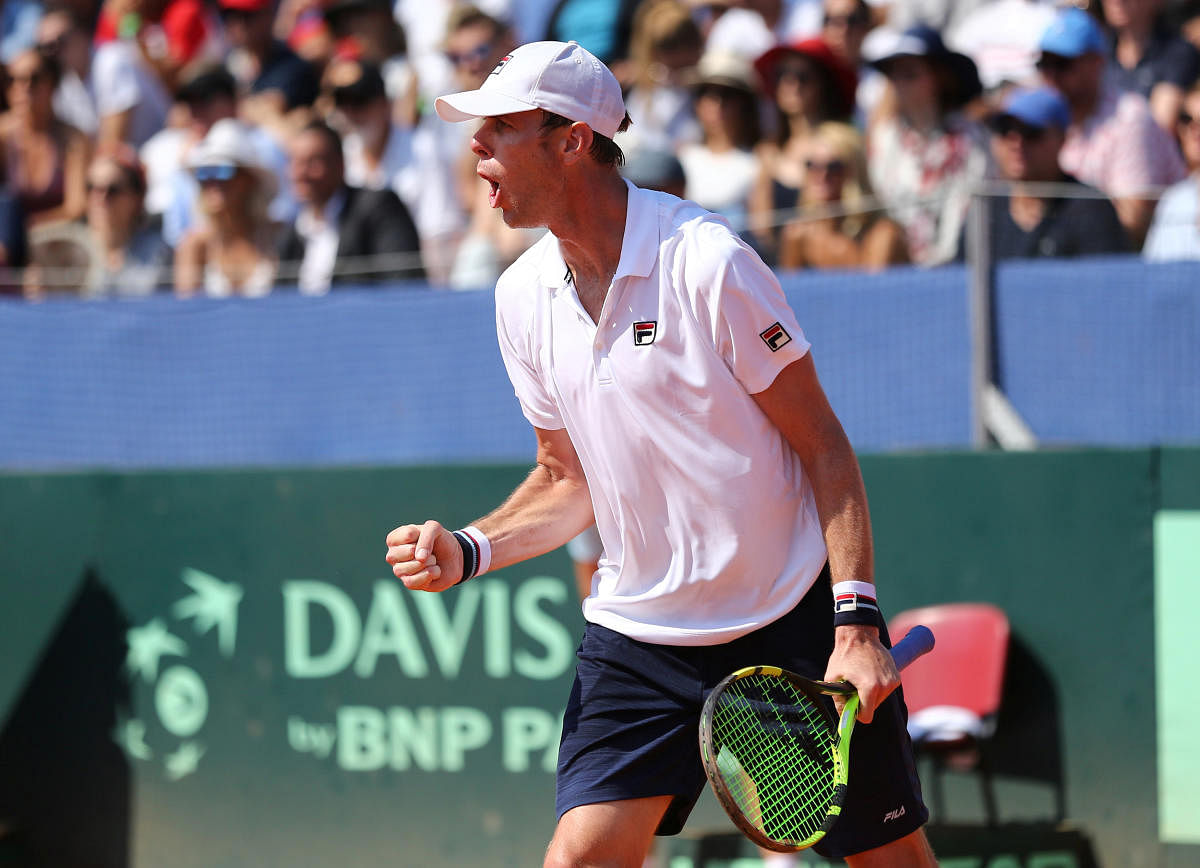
[495,182,827,645]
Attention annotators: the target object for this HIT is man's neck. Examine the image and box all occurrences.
[555,172,630,323]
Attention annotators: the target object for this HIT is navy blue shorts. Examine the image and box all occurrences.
[555,572,929,859]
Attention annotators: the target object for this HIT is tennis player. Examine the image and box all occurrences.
[385,40,934,867]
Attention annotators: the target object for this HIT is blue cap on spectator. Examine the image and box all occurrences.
[993,87,1072,131]
[1038,8,1105,58]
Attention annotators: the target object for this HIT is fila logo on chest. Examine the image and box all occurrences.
[633,321,657,346]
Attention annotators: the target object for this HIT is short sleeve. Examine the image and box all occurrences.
[688,222,810,395]
[495,277,564,430]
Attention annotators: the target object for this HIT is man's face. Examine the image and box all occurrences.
[821,0,870,64]
[221,6,272,50]
[470,110,565,229]
[290,130,344,207]
[1037,52,1100,110]
[990,116,1065,182]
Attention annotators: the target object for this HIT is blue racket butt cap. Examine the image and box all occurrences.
[890,625,935,671]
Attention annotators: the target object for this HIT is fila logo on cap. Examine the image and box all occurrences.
[633,321,657,345]
[489,55,511,77]
[760,322,792,352]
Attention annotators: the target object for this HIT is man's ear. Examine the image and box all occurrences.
[559,121,594,165]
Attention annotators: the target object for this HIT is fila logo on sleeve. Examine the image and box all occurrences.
[633,321,657,345]
[759,322,792,352]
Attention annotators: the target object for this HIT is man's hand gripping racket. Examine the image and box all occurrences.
[698,625,935,852]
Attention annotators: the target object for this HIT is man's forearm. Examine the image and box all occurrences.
[474,462,594,572]
[808,439,874,587]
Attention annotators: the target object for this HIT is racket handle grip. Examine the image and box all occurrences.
[890,625,935,671]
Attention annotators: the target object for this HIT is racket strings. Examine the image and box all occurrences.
[711,675,838,844]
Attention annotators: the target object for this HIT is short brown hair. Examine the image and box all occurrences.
[538,110,632,167]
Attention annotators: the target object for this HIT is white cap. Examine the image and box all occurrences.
[435,41,626,139]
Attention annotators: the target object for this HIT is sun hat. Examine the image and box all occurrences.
[866,25,982,109]
[435,40,626,139]
[752,37,858,119]
[187,119,278,198]
[989,86,1071,132]
[1038,7,1106,59]
[689,50,759,94]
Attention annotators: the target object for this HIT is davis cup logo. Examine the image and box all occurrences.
[759,322,792,352]
[633,321,657,346]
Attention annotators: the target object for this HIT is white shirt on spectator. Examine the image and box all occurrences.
[1143,177,1200,261]
[295,190,346,295]
[53,69,98,135]
[342,119,466,246]
[679,143,759,229]
[91,39,171,149]
[495,181,825,645]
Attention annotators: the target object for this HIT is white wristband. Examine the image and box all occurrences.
[460,525,492,576]
[832,580,877,597]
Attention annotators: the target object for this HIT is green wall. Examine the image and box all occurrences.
[0,450,1196,868]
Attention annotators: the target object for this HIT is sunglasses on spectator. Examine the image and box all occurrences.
[1036,54,1077,74]
[805,158,846,175]
[87,181,133,199]
[823,11,870,29]
[194,164,238,183]
[990,117,1048,141]
[1179,110,1200,130]
[7,70,48,88]
[220,7,265,22]
[776,65,816,86]
[445,42,494,67]
[36,35,64,56]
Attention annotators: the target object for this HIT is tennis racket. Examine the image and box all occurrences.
[698,625,935,852]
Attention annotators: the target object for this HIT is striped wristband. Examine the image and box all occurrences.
[832,580,881,627]
[452,526,491,584]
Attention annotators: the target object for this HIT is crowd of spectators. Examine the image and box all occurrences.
[2,0,1200,299]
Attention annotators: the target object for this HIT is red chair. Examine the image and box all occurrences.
[889,603,1010,825]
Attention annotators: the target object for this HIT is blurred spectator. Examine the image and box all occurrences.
[969,87,1127,262]
[175,119,280,296]
[749,36,856,258]
[322,0,418,127]
[82,147,171,297]
[280,120,424,292]
[945,0,1058,93]
[820,0,885,124]
[143,64,294,246]
[620,147,687,197]
[219,0,319,126]
[678,51,763,225]
[1,0,44,64]
[91,2,173,147]
[93,0,221,86]
[0,179,29,291]
[395,0,513,111]
[865,25,988,265]
[2,48,91,227]
[1144,81,1200,260]
[1036,6,1186,247]
[778,120,908,270]
[326,58,465,284]
[1100,0,1200,133]
[37,8,98,136]
[704,0,827,64]
[544,0,641,71]
[1180,0,1200,54]
[615,0,703,157]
